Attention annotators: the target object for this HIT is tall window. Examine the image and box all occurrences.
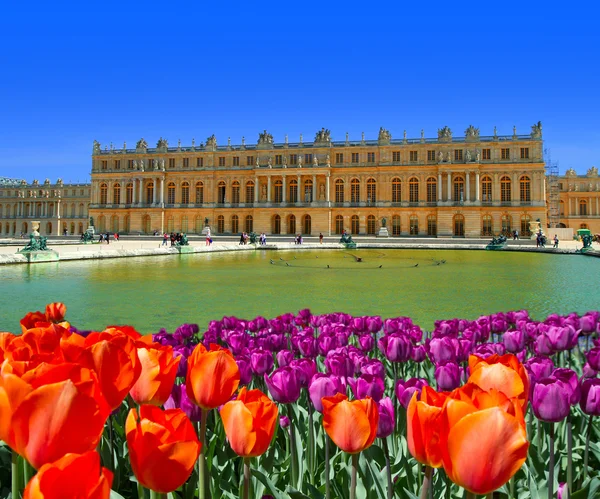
[351,153,359,164]
[409,177,419,203]
[246,156,254,166]
[392,151,401,162]
[501,214,512,235]
[245,215,253,233]
[169,158,176,168]
[367,215,376,235]
[351,179,360,203]
[427,215,437,236]
[500,176,512,203]
[392,178,401,203]
[559,200,565,216]
[218,181,226,203]
[580,200,588,216]
[231,215,239,234]
[409,151,418,162]
[351,215,360,234]
[519,176,531,202]
[128,160,135,169]
[335,153,344,164]
[454,215,465,237]
[196,182,204,204]
[217,215,224,233]
[521,215,531,236]
[274,180,283,203]
[454,150,463,161]
[146,182,154,204]
[100,184,107,204]
[304,179,313,203]
[231,181,240,205]
[181,182,190,205]
[289,180,297,203]
[410,215,419,235]
[481,176,492,202]
[101,161,107,170]
[289,154,297,165]
[303,215,311,234]
[520,148,529,159]
[367,152,375,163]
[197,157,204,167]
[482,215,492,236]
[167,182,175,204]
[427,150,436,161]
[114,160,121,170]
[426,177,436,203]
[304,154,312,164]
[180,215,188,233]
[482,149,491,160]
[273,215,281,234]
[453,176,465,203]
[501,148,510,160]
[219,157,226,167]
[335,179,344,203]
[167,216,174,233]
[335,215,344,234]
[392,215,401,236]
[79,203,84,216]
[232,156,240,166]
[183,158,189,168]
[113,184,121,205]
[275,155,282,165]
[126,183,133,204]
[288,215,296,234]
[366,178,376,203]
[246,181,254,203]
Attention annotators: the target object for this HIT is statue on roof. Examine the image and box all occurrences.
[258,130,274,145]
[136,138,148,150]
[438,126,452,141]
[530,121,543,139]
[314,128,331,144]
[587,166,598,177]
[156,137,168,149]
[206,135,217,148]
[465,125,480,140]
[378,127,392,143]
[93,140,101,154]
[565,168,577,177]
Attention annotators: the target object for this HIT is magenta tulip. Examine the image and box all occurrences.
[360,359,385,379]
[347,374,385,402]
[532,378,571,422]
[411,344,427,363]
[164,383,202,422]
[395,378,428,409]
[376,397,395,438]
[580,378,600,416]
[264,367,301,404]
[553,368,581,405]
[324,352,354,377]
[276,349,294,367]
[377,333,411,362]
[503,329,526,353]
[289,358,317,388]
[308,373,346,413]
[525,356,555,383]
[434,360,461,391]
[428,336,458,363]
[358,334,375,352]
[587,347,600,371]
[236,355,253,385]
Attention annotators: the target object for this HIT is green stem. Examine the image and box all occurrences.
[445,471,452,499]
[308,400,315,485]
[537,418,542,452]
[137,481,144,498]
[382,438,393,499]
[23,460,33,487]
[12,450,20,499]
[567,412,573,497]
[288,405,298,489]
[419,466,432,499]
[548,422,555,499]
[350,453,358,499]
[150,491,166,499]
[509,475,515,499]
[108,415,115,471]
[325,435,331,499]
[584,416,592,482]
[243,457,251,499]
[198,409,208,499]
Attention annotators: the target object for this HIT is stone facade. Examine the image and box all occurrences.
[556,167,600,233]
[84,124,545,237]
[0,178,91,236]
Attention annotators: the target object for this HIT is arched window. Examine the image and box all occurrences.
[366,178,376,203]
[409,177,419,204]
[113,184,121,205]
[392,178,401,203]
[126,183,133,204]
[70,222,75,234]
[245,215,253,233]
[392,215,401,236]
[351,215,360,234]
[351,179,360,203]
[367,215,376,234]
[111,215,119,233]
[454,215,465,237]
[335,214,344,234]
[141,215,150,234]
[181,215,188,233]
[79,203,84,216]
[217,215,225,233]
[427,215,437,236]
[426,177,437,203]
[272,214,281,234]
[246,181,255,204]
[501,214,512,235]
[288,180,297,203]
[288,214,296,234]
[579,199,588,216]
[218,181,226,204]
[453,176,465,203]
[500,176,512,203]
[335,179,344,203]
[78,222,83,234]
[274,180,283,203]
[70,203,75,217]
[520,176,531,202]
[146,182,154,204]
[409,215,419,235]
[124,216,130,233]
[167,182,175,204]
[304,180,313,203]
[482,215,493,236]
[302,214,311,234]
[181,182,190,205]
[521,215,531,236]
[231,181,240,205]
[231,215,239,234]
[46,222,52,234]
[166,216,174,233]
[195,182,204,204]
[100,184,107,205]
[195,216,203,233]
[481,176,492,203]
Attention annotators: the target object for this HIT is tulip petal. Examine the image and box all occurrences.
[221,400,257,456]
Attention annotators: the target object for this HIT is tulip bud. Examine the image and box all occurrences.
[532,377,571,422]
[308,373,346,413]
[435,361,461,391]
[395,378,428,409]
[348,374,385,402]
[376,397,395,438]
[580,378,600,416]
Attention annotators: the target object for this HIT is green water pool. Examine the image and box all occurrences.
[1,249,598,334]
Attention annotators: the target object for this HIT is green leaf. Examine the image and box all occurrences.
[251,468,286,499]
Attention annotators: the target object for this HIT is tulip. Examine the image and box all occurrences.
[129,343,180,406]
[164,383,202,422]
[524,355,554,383]
[377,333,411,362]
[395,378,428,409]
[23,451,112,499]
[20,302,68,332]
[503,329,526,353]
[348,374,385,402]
[289,358,317,388]
[226,331,248,355]
[428,337,458,364]
[236,355,253,385]
[324,352,354,377]
[547,326,576,352]
[126,405,200,493]
[322,393,378,454]
[552,368,580,405]
[276,349,294,367]
[583,363,598,379]
[587,347,600,371]
[249,348,274,375]
[376,397,395,438]
[360,358,385,379]
[580,378,600,416]
[534,333,553,355]
[435,361,461,391]
[318,333,339,356]
[358,334,375,352]
[308,373,347,413]
[532,378,571,422]
[297,335,317,358]
[279,415,290,428]
[186,343,240,410]
[264,367,301,404]
[367,316,383,334]
[220,387,278,457]
[411,344,427,363]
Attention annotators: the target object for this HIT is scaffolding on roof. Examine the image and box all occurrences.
[545,148,560,228]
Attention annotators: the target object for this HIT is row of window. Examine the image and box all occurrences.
[0,202,87,218]
[98,175,533,205]
[99,147,531,170]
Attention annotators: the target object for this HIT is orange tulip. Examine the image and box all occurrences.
[44,303,67,324]
[126,405,201,493]
[23,451,113,499]
[129,342,180,406]
[406,385,447,468]
[468,354,530,408]
[322,392,378,454]
[186,343,240,410]
[0,332,16,362]
[0,362,110,469]
[440,384,529,495]
[220,387,278,457]
[20,302,69,332]
[4,324,69,369]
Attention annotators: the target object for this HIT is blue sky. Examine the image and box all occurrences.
[0,1,598,182]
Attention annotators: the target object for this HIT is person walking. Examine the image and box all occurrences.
[162,233,168,246]
[206,227,211,246]
[319,232,323,244]
[553,234,559,248]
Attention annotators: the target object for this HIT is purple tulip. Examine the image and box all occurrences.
[395,378,428,409]
[580,378,600,416]
[279,415,290,428]
[534,333,554,355]
[525,356,555,383]
[587,347,600,371]
[308,373,347,413]
[289,358,317,388]
[428,337,458,364]
[553,368,581,405]
[360,359,385,379]
[377,333,412,362]
[366,316,383,334]
[503,329,526,353]
[532,378,571,422]
[411,344,427,363]
[583,363,598,379]
[173,323,199,343]
[225,330,247,354]
[347,374,385,402]
[276,349,294,367]
[352,316,367,333]
[250,348,274,375]
[236,355,253,385]
[318,334,338,356]
[173,345,192,378]
[546,326,573,352]
[358,334,375,352]
[324,352,354,377]
[376,397,395,438]
[435,361,461,391]
[264,367,301,404]
[557,483,567,499]
[164,383,202,422]
[297,335,317,358]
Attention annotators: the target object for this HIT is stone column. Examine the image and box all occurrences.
[297,174,301,203]
[438,173,442,201]
[512,173,518,203]
[447,172,452,201]
[282,176,286,203]
[160,177,165,206]
[153,178,158,205]
[254,177,259,203]
[132,179,137,205]
[466,171,470,202]
[326,175,330,202]
[312,174,317,203]
[138,179,143,206]
[596,197,599,217]
[267,176,271,203]
[476,172,480,202]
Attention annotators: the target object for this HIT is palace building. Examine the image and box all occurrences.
[555,166,600,233]
[0,177,91,236]
[88,123,546,238]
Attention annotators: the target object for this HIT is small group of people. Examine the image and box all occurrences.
[258,233,267,245]
[239,232,250,245]
[162,232,185,246]
[512,230,519,240]
[98,232,117,244]
[536,231,547,248]
[294,234,303,245]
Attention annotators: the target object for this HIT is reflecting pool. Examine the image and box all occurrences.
[1,249,598,333]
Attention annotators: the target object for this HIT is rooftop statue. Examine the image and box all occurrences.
[156,137,168,149]
[258,130,274,145]
[136,138,148,150]
[565,168,577,177]
[93,140,101,153]
[586,166,598,177]
[530,121,543,139]
[438,126,452,141]
[206,134,217,148]
[464,125,480,140]
[378,127,392,142]
[314,128,331,144]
